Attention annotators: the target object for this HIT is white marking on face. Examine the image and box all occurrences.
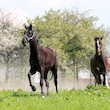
[97,40,100,48]
[96,39,101,54]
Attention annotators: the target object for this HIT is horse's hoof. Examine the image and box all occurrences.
[42,95,45,98]
[56,90,58,93]
[41,92,44,96]
[31,86,36,91]
[46,93,49,96]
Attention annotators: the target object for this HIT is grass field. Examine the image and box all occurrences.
[0,86,110,110]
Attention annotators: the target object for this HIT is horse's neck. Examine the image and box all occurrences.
[95,53,102,58]
[29,38,41,58]
[95,47,102,56]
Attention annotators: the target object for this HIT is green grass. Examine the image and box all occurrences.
[0,86,110,110]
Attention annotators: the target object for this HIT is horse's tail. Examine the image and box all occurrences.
[49,73,54,80]
[49,52,58,81]
[54,51,58,69]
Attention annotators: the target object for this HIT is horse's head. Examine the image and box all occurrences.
[94,36,103,56]
[22,23,34,46]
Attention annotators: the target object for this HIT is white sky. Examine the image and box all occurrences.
[0,0,110,28]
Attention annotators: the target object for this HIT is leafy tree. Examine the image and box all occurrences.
[30,9,106,69]
[0,9,21,81]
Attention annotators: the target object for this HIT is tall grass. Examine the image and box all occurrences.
[0,86,110,110]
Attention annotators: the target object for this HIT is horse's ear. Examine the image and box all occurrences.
[94,37,96,41]
[101,36,103,40]
[29,24,32,30]
[24,24,27,29]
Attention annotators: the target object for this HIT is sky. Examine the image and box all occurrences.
[0,0,110,28]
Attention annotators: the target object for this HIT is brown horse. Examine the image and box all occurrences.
[22,24,58,95]
[90,36,109,87]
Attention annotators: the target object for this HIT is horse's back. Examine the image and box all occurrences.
[43,47,56,58]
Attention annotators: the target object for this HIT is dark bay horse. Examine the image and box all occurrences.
[90,36,109,87]
[22,24,58,95]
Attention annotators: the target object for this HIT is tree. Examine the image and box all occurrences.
[0,9,21,82]
[30,9,106,68]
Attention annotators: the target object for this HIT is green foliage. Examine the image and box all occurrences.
[0,86,110,110]
[0,9,107,68]
[0,9,107,75]
[29,9,107,69]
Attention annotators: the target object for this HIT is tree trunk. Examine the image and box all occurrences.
[4,55,9,83]
[73,59,78,89]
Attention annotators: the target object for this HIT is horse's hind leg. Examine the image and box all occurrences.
[40,67,45,96]
[44,71,49,96]
[28,71,36,91]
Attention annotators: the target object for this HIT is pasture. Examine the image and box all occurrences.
[0,86,110,110]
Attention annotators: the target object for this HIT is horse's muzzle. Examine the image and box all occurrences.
[22,37,27,46]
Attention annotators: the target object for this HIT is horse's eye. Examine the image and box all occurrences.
[29,31,32,34]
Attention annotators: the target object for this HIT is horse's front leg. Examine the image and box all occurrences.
[102,70,107,86]
[103,74,106,86]
[28,71,36,91]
